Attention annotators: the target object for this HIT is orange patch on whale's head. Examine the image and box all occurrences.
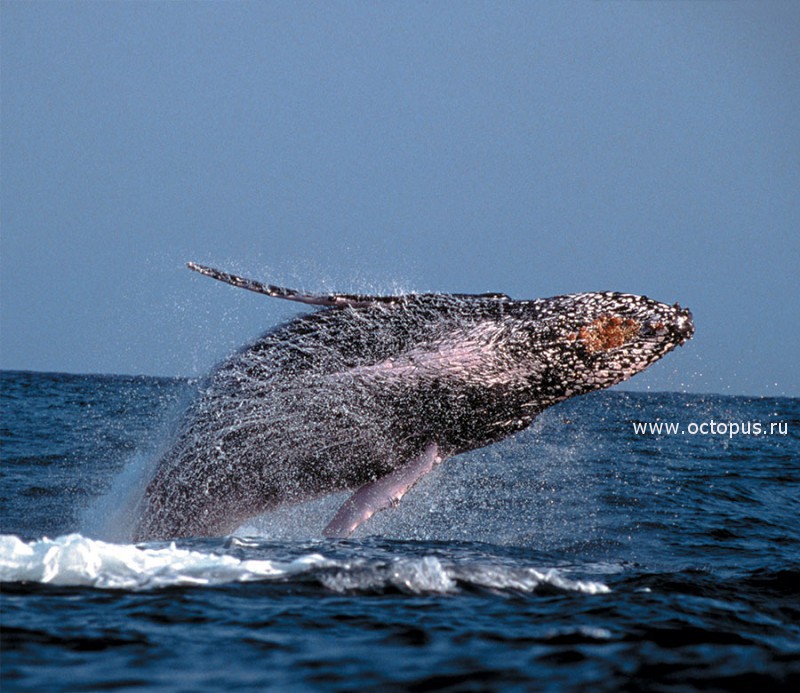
[571,315,641,353]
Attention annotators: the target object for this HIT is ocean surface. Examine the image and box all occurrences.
[1,369,798,691]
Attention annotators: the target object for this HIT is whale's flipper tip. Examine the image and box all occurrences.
[323,442,442,538]
[186,262,401,308]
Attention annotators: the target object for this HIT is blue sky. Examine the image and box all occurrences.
[2,1,798,395]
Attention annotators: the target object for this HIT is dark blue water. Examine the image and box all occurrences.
[1,370,798,690]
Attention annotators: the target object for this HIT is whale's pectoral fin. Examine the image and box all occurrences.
[189,263,513,307]
[323,442,443,538]
[188,262,405,308]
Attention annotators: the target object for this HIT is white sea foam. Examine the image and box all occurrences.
[0,534,328,590]
[318,555,459,594]
[0,534,611,595]
[450,563,611,595]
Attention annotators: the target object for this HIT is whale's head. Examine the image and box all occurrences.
[517,291,694,406]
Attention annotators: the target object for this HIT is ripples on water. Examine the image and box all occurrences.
[1,370,799,690]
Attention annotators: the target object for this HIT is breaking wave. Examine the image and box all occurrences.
[0,533,610,595]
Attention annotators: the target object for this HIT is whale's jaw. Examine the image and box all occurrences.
[508,292,694,406]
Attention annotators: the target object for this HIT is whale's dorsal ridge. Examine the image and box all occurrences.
[187,262,512,308]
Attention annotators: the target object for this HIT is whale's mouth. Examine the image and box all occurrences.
[669,305,695,345]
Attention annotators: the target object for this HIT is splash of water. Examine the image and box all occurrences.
[0,534,610,595]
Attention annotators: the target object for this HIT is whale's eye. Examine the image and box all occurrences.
[571,315,641,353]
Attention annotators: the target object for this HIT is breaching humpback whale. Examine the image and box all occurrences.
[133,263,694,541]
